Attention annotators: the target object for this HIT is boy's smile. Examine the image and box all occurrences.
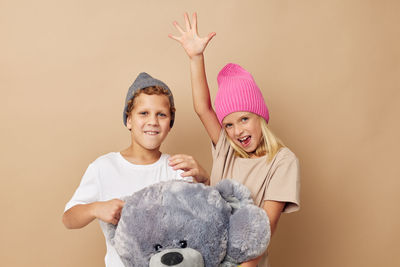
[127,93,172,153]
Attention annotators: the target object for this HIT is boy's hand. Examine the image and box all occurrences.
[168,12,216,59]
[92,199,125,225]
[169,154,209,184]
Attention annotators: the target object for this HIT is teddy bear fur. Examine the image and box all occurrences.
[105,179,270,267]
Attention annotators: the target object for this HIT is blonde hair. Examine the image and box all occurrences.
[226,116,284,162]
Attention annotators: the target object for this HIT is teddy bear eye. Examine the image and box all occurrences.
[154,244,163,252]
[179,240,187,248]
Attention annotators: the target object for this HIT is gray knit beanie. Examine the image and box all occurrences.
[123,72,175,128]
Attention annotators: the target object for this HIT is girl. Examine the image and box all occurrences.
[169,13,300,267]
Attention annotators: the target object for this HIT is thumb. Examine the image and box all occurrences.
[204,32,216,45]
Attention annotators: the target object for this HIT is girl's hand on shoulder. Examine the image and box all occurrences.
[92,199,125,225]
[169,154,209,184]
[168,12,216,59]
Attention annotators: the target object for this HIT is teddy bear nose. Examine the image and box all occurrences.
[161,251,184,266]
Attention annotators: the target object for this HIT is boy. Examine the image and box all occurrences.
[62,72,209,266]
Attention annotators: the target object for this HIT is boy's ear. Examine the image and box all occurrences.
[126,114,132,130]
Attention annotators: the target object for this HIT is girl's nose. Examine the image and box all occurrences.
[234,125,243,136]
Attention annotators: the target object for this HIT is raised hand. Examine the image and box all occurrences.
[168,12,216,59]
[169,154,209,184]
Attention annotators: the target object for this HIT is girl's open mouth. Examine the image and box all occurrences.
[238,136,251,147]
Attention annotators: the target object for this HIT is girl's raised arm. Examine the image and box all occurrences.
[169,13,221,144]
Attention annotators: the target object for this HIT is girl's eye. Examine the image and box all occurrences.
[225,123,232,129]
[241,117,249,122]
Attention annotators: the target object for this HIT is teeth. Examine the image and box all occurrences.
[239,136,250,142]
[145,131,159,135]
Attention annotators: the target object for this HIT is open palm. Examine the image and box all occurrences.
[169,12,216,58]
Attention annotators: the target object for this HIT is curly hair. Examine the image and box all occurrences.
[125,86,176,127]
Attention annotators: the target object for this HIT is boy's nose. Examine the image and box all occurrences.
[147,115,159,126]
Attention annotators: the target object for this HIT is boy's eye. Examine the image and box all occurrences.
[139,111,148,115]
[158,113,167,117]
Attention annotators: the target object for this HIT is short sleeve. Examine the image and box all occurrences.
[64,163,100,212]
[211,129,231,160]
[265,151,300,213]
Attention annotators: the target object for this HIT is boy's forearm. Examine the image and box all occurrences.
[189,54,213,115]
[62,202,97,229]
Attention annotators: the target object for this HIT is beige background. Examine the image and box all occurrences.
[1,0,399,266]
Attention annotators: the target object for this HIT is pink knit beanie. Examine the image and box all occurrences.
[215,63,269,124]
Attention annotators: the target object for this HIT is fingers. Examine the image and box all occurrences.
[181,169,196,177]
[170,12,198,36]
[106,199,124,224]
[169,154,195,169]
[168,33,181,42]
[173,21,185,35]
[168,154,186,165]
[110,217,119,225]
[104,211,121,225]
[192,12,198,34]
[204,32,216,45]
[109,198,124,209]
[109,213,121,225]
[184,12,191,31]
[115,199,125,207]
[171,161,191,171]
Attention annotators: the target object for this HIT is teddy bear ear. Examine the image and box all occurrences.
[215,179,253,213]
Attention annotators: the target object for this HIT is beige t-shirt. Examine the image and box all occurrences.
[210,130,300,267]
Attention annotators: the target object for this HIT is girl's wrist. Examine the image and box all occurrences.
[189,53,204,61]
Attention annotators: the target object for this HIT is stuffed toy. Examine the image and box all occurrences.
[105,179,270,267]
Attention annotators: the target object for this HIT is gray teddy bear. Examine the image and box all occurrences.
[105,179,270,267]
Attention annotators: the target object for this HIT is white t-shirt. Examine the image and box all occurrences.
[64,152,193,267]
